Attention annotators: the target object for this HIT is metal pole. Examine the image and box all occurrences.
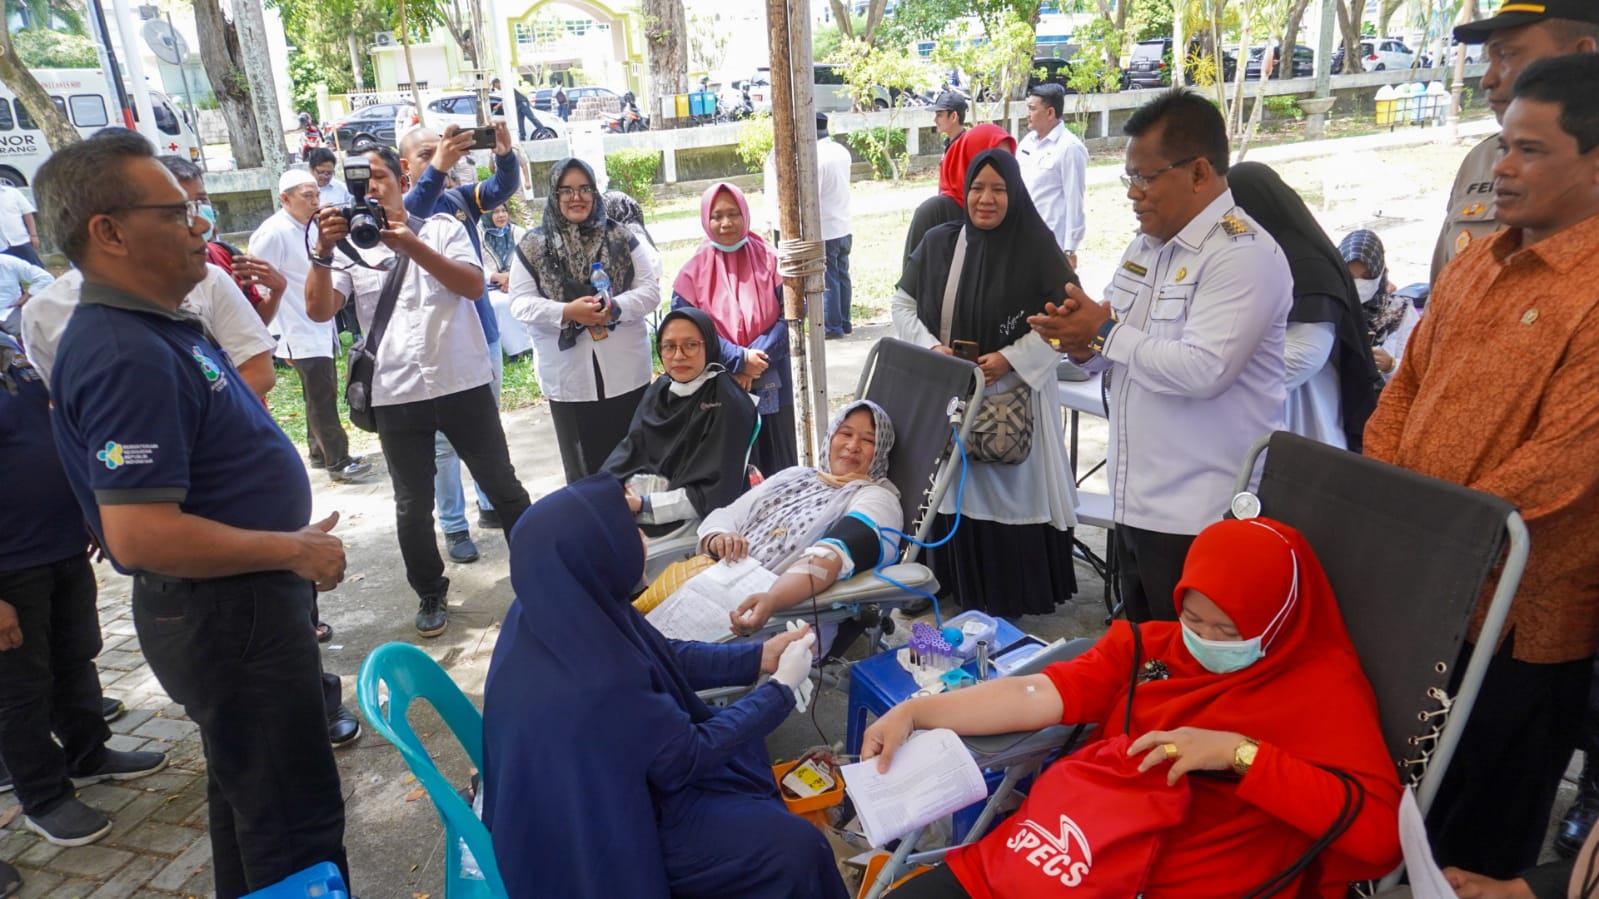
[86,0,133,128]
[1447,2,1468,141]
[789,0,828,457]
[1315,0,1336,99]
[166,11,206,170]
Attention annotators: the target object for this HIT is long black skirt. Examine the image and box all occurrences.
[548,384,647,484]
[750,403,798,478]
[926,514,1077,618]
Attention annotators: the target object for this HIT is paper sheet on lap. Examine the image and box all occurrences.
[646,557,778,642]
[842,728,988,847]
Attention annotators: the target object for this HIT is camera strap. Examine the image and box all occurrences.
[335,238,399,272]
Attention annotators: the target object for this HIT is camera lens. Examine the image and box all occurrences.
[347,213,381,249]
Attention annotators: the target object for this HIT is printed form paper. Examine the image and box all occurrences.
[841,728,988,847]
[646,557,777,642]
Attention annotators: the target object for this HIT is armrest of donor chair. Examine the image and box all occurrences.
[764,563,939,628]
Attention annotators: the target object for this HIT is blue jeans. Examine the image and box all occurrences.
[435,339,502,534]
[824,235,853,336]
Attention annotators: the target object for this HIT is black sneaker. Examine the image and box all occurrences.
[329,706,362,748]
[25,797,111,847]
[445,530,480,564]
[476,507,502,530]
[416,593,448,638]
[71,749,168,787]
[101,696,126,723]
[0,859,19,899]
[328,456,372,483]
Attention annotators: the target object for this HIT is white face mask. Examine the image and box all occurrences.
[667,366,717,397]
[1353,277,1381,303]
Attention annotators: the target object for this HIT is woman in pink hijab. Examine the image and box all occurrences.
[672,182,796,474]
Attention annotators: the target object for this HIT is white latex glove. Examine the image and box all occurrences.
[773,630,817,712]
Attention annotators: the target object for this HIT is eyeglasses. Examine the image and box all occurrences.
[106,198,206,228]
[1119,156,1199,191]
[555,185,597,199]
[659,340,704,356]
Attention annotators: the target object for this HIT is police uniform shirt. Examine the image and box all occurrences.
[1018,121,1089,253]
[330,212,492,407]
[1095,189,1292,536]
[0,337,89,571]
[49,283,312,575]
[1429,134,1499,283]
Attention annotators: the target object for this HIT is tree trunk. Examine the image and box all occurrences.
[1377,0,1402,40]
[1336,0,1364,74]
[1094,0,1131,70]
[440,0,477,69]
[1171,0,1186,86]
[0,14,78,151]
[1277,0,1311,78]
[234,0,290,172]
[862,0,888,44]
[398,0,425,126]
[347,33,365,90]
[827,0,854,41]
[643,0,687,114]
[191,0,263,168]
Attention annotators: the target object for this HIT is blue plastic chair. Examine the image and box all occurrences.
[358,642,507,898]
[242,862,349,898]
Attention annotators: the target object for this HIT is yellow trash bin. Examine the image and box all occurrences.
[1374,85,1396,127]
[674,93,691,119]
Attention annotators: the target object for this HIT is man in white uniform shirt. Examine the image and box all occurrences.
[1030,89,1292,623]
[307,149,353,207]
[305,146,531,638]
[0,183,42,265]
[1018,83,1088,270]
[816,114,854,337]
[251,170,368,482]
[0,252,52,337]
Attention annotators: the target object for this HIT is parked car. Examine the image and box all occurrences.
[1029,57,1079,93]
[1122,38,1237,89]
[331,102,417,151]
[743,65,891,114]
[1332,38,1416,73]
[529,85,620,113]
[424,93,564,140]
[1245,44,1315,79]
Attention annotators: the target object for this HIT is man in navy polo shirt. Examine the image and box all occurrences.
[34,130,351,897]
[0,334,167,847]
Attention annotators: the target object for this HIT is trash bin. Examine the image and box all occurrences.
[1404,82,1426,124]
[1426,81,1448,125]
[689,91,709,117]
[1374,85,1396,127]
[674,93,691,119]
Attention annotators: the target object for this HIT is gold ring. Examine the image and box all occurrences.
[1162,743,1180,761]
[1048,337,1062,350]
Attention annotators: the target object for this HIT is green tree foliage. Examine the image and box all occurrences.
[734,114,773,172]
[814,14,867,62]
[605,149,661,209]
[13,28,96,67]
[835,38,929,179]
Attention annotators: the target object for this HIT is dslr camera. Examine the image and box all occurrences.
[335,156,389,250]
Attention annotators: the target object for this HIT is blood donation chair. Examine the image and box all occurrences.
[860,431,1529,897]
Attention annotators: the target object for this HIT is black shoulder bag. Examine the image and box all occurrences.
[344,254,412,433]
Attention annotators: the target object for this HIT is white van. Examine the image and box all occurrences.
[0,68,200,187]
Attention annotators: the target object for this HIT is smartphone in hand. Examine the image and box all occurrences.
[952,339,980,362]
[470,125,496,150]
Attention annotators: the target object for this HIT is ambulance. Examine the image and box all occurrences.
[0,67,200,187]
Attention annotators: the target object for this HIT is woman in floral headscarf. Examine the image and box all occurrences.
[511,158,660,483]
[1339,229,1419,384]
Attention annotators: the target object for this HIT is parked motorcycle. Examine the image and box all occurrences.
[602,92,649,133]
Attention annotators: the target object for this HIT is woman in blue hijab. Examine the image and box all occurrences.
[482,474,848,899]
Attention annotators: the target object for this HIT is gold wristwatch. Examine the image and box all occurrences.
[1233,737,1259,776]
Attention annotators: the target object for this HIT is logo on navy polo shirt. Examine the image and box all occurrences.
[97,441,156,470]
[189,346,227,392]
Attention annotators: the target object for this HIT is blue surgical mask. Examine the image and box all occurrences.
[1180,621,1264,675]
[197,202,217,242]
[711,236,748,253]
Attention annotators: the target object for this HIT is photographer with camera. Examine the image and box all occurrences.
[250,170,369,483]
[401,121,520,562]
[304,148,531,637]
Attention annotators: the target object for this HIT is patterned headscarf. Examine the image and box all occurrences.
[821,399,895,483]
[517,158,635,299]
[1339,229,1408,345]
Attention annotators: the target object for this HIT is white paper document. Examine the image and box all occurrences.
[646,557,778,642]
[1399,786,1455,899]
[841,728,988,848]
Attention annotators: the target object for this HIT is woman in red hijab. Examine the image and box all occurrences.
[672,182,795,474]
[902,123,1017,262]
[863,517,1402,898]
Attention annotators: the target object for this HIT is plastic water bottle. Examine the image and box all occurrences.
[589,262,613,341]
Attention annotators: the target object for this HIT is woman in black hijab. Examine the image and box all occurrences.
[890,149,1082,618]
[1228,161,1378,452]
[605,307,758,536]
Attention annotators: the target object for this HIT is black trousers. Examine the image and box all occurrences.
[1114,525,1195,622]
[1427,632,1591,879]
[293,356,348,468]
[132,571,348,899]
[4,243,42,266]
[374,384,531,599]
[548,383,648,485]
[0,553,109,816]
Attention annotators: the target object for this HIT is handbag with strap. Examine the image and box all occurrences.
[939,228,1033,465]
[344,250,413,433]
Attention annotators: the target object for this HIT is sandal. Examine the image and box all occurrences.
[0,860,21,899]
[315,621,334,644]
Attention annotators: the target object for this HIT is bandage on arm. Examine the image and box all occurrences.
[638,488,694,526]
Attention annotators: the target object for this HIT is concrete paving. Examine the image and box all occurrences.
[0,115,1538,898]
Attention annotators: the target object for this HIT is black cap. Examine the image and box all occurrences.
[931,91,968,114]
[815,112,829,135]
[1454,0,1599,42]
